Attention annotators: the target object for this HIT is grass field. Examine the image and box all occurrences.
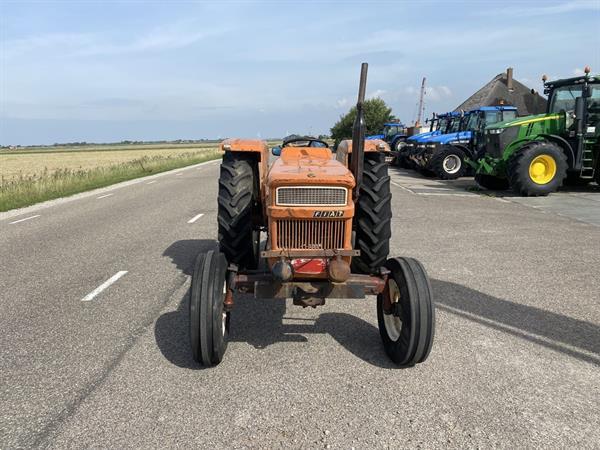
[0,143,222,181]
[0,143,223,212]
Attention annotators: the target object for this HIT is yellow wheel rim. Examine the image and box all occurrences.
[528,154,557,185]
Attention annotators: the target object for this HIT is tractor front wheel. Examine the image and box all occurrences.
[352,152,392,274]
[430,146,467,180]
[474,173,510,191]
[507,142,567,196]
[377,257,435,366]
[189,250,230,367]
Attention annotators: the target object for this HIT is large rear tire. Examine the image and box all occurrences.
[474,173,510,191]
[507,141,567,196]
[189,250,229,367]
[352,152,392,274]
[430,146,467,180]
[377,257,435,366]
[218,153,259,269]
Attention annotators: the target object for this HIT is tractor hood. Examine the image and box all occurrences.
[487,112,563,131]
[267,147,355,189]
[417,130,472,145]
[408,130,439,142]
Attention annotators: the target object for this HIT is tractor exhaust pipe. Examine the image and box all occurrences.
[351,62,368,201]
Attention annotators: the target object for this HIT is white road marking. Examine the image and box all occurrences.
[97,193,113,199]
[175,172,183,176]
[188,213,204,224]
[390,181,414,193]
[9,215,41,224]
[81,271,128,302]
[146,180,157,185]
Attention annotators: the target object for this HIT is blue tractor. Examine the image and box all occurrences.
[366,121,408,163]
[411,106,518,179]
[402,112,459,168]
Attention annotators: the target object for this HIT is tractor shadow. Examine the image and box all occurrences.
[155,239,600,369]
[155,239,396,369]
[432,279,600,367]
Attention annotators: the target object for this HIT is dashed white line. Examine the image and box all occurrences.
[9,215,41,224]
[187,213,204,223]
[175,172,183,176]
[81,271,128,302]
[146,180,157,185]
[97,193,113,199]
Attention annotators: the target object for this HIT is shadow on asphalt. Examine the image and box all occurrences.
[432,280,600,367]
[156,240,600,369]
[388,165,600,196]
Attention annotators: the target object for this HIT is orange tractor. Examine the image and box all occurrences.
[190,64,435,367]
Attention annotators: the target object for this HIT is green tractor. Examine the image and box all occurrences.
[473,67,599,196]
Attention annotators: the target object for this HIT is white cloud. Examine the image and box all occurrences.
[367,89,386,99]
[2,23,228,60]
[573,68,586,76]
[335,98,349,109]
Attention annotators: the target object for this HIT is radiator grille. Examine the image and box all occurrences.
[276,219,346,250]
[276,186,347,206]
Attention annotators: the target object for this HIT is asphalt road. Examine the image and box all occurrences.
[1,160,599,448]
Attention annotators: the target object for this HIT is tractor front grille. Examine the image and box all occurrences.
[275,186,347,206]
[276,219,346,250]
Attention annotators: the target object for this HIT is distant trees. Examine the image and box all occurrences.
[330,98,395,143]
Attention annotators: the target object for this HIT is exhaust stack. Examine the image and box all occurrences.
[351,62,368,200]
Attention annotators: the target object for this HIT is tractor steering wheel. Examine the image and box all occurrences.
[282,137,329,148]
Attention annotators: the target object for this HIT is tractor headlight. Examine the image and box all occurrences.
[488,128,504,135]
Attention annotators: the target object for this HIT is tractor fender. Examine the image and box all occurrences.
[538,134,575,169]
[220,138,269,204]
[502,135,575,168]
[336,139,390,166]
[448,143,472,158]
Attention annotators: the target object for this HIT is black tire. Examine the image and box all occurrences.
[352,152,392,274]
[507,141,567,196]
[218,153,259,269]
[189,250,229,367]
[377,257,435,366]
[474,173,510,191]
[430,146,467,180]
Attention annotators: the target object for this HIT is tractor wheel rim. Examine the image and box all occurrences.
[529,154,557,185]
[443,155,461,174]
[383,278,402,341]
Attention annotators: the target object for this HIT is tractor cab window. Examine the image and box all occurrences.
[549,85,583,114]
[437,118,448,132]
[502,110,517,122]
[466,112,481,130]
[384,125,400,137]
[458,114,470,131]
[449,118,461,132]
[587,85,600,125]
[484,111,502,126]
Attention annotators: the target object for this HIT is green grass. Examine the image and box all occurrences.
[0,150,221,212]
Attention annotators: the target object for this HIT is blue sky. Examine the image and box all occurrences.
[1,0,599,145]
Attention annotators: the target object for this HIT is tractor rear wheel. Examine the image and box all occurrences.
[218,153,259,269]
[474,173,510,191]
[507,141,567,196]
[430,146,467,179]
[377,257,435,366]
[189,250,229,367]
[352,152,392,274]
